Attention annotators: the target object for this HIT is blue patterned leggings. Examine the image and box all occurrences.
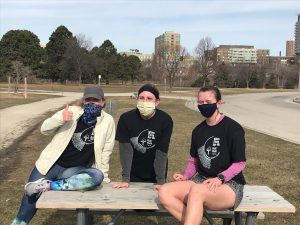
[14,164,103,223]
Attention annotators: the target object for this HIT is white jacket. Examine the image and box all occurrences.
[35,106,115,183]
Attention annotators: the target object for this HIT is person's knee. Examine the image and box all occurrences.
[158,185,171,205]
[91,169,104,186]
[188,184,206,202]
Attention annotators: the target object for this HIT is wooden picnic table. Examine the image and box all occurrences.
[36,182,296,225]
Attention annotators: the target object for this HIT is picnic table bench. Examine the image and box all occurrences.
[36,182,295,225]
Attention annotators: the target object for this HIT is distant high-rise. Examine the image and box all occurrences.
[154,32,180,81]
[155,31,180,55]
[286,40,295,57]
[295,14,300,55]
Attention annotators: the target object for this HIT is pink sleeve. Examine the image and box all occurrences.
[221,161,246,182]
[183,157,197,179]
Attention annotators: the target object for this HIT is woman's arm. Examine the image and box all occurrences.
[182,157,198,180]
[220,161,246,182]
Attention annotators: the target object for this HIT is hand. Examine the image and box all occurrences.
[173,173,187,181]
[112,182,129,189]
[153,184,161,191]
[203,177,222,192]
[62,104,73,121]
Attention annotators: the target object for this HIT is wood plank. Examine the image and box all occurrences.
[36,183,295,214]
[235,185,296,213]
[37,183,162,209]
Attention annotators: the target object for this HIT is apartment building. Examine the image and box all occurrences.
[257,49,270,64]
[214,45,257,64]
[295,14,300,56]
[155,31,180,55]
[286,40,295,57]
[119,49,152,62]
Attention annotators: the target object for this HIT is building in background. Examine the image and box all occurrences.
[295,14,300,56]
[154,31,180,55]
[257,49,270,64]
[154,31,181,81]
[119,49,152,62]
[214,45,257,64]
[286,40,295,57]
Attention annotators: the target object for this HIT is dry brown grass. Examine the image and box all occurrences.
[1,82,296,98]
[0,97,299,225]
[0,93,61,109]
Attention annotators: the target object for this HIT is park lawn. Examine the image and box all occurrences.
[0,97,299,225]
[0,82,297,98]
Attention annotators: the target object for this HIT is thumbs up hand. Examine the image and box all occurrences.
[63,104,73,121]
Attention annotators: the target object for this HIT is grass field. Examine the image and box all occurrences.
[0,96,299,225]
[0,93,61,109]
[1,82,298,109]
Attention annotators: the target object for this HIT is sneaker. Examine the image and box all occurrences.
[11,218,28,225]
[24,178,51,197]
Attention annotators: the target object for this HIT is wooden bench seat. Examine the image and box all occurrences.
[36,182,295,225]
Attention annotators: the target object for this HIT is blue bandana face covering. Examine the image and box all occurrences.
[82,103,102,126]
[197,103,217,118]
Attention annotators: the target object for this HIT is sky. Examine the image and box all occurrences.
[1,0,299,56]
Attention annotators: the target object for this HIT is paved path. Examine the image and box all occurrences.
[1,91,299,151]
[0,91,132,151]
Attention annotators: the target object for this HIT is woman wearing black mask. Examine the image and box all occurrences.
[157,86,246,225]
[11,86,115,225]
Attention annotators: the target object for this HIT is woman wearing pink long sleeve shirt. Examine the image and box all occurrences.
[157,86,246,225]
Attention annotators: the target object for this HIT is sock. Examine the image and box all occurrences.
[50,173,93,191]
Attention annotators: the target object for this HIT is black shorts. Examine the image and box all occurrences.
[191,174,244,209]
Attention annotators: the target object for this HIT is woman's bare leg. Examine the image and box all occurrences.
[158,181,194,222]
[184,183,236,225]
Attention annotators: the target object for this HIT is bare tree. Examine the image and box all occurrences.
[194,37,215,86]
[8,61,31,93]
[150,54,163,82]
[155,45,188,90]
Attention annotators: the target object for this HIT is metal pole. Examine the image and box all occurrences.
[77,209,89,225]
[180,77,182,89]
[108,209,126,225]
[245,212,257,225]
[164,77,166,95]
[98,75,101,86]
[24,77,27,99]
[8,76,11,93]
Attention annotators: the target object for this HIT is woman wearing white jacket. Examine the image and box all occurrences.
[11,86,115,225]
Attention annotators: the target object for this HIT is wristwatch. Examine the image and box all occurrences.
[217,174,225,184]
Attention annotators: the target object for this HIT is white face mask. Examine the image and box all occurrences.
[137,101,156,117]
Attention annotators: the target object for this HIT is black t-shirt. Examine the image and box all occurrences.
[57,118,95,168]
[116,109,173,180]
[190,116,246,184]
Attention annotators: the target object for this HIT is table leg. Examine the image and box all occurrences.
[234,211,243,225]
[108,209,126,225]
[77,209,89,225]
[245,212,257,225]
[203,210,216,225]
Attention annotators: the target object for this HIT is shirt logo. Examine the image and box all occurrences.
[197,136,220,169]
[130,129,156,154]
[71,127,94,151]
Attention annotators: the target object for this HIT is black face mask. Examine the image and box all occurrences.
[197,103,217,118]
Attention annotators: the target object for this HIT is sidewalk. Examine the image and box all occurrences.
[0,92,133,151]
